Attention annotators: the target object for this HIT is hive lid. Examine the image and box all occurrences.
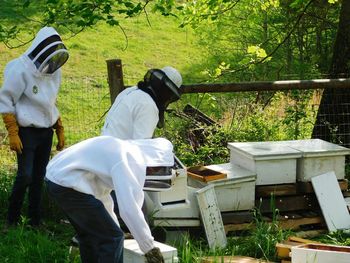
[278,139,350,157]
[205,163,257,181]
[228,141,302,160]
[124,239,177,258]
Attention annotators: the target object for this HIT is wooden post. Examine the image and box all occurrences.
[106,59,124,104]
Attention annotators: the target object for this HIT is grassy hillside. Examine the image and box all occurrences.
[0,11,207,167]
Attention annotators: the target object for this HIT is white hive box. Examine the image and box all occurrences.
[158,156,188,204]
[188,163,256,212]
[124,239,178,263]
[278,139,350,182]
[291,243,350,263]
[228,141,302,185]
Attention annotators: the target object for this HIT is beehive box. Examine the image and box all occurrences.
[278,139,350,182]
[291,243,350,263]
[188,163,256,212]
[158,156,188,204]
[228,142,302,185]
[124,239,178,263]
[187,166,227,182]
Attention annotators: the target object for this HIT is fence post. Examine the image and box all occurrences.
[106,59,124,104]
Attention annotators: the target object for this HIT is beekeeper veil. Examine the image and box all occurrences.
[130,137,175,191]
[26,27,69,74]
[138,66,182,128]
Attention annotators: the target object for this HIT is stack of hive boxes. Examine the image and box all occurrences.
[228,139,350,185]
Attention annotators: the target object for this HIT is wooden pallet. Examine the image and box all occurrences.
[221,180,349,234]
[255,179,348,197]
[223,210,325,234]
[199,256,273,263]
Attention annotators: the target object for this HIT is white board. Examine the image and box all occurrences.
[311,171,350,232]
[196,185,227,249]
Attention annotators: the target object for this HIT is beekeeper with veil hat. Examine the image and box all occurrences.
[0,26,69,227]
[45,136,174,263]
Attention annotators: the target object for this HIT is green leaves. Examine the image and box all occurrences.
[0,0,179,45]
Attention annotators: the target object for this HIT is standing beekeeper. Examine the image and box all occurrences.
[0,26,69,226]
[102,66,183,138]
[45,136,174,263]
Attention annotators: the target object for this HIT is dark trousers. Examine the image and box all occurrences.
[7,127,53,225]
[46,180,124,263]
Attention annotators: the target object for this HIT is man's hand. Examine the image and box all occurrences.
[144,247,164,263]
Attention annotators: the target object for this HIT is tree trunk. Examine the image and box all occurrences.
[312,1,350,148]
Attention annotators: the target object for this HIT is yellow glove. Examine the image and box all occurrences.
[53,117,65,151]
[2,113,23,154]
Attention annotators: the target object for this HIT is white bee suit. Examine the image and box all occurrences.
[45,136,174,253]
[0,27,68,127]
[101,86,159,139]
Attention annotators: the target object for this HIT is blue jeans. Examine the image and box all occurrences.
[46,180,124,263]
[7,127,53,225]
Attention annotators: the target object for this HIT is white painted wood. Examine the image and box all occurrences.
[311,172,350,232]
[345,197,350,211]
[196,185,227,249]
[188,164,256,212]
[158,156,188,203]
[278,139,350,182]
[228,142,301,185]
[149,186,200,219]
[291,243,350,263]
[124,239,178,263]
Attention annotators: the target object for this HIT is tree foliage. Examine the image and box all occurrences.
[0,0,178,48]
[178,0,340,81]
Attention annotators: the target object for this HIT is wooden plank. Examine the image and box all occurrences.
[224,222,252,233]
[277,216,324,230]
[224,215,324,233]
[200,256,272,263]
[256,184,297,197]
[311,172,350,232]
[276,241,301,259]
[183,104,216,126]
[297,179,348,194]
[182,78,350,94]
[276,213,303,221]
[196,185,227,249]
[288,236,321,244]
[293,230,327,239]
[221,211,254,224]
[256,194,319,213]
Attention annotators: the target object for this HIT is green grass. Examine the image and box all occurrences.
[0,10,207,166]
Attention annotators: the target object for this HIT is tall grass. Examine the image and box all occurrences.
[0,219,79,263]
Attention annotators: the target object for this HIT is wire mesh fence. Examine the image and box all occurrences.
[0,75,111,170]
[1,77,350,170]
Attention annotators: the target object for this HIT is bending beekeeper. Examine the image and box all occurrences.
[0,26,68,226]
[45,136,174,263]
[101,66,183,227]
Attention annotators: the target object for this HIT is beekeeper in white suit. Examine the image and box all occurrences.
[0,26,68,226]
[45,136,174,263]
[102,66,183,138]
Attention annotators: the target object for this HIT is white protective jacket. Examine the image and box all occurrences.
[0,27,66,127]
[101,86,159,139]
[45,136,174,253]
